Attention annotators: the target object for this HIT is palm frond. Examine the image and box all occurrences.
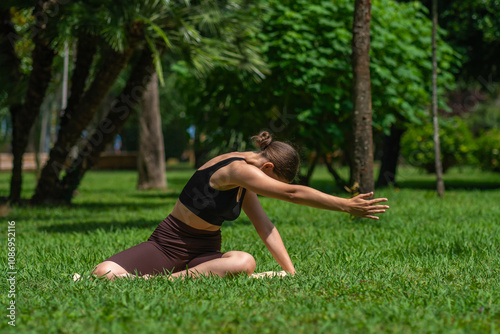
[145,34,166,86]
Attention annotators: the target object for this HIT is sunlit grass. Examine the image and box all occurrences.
[1,166,499,333]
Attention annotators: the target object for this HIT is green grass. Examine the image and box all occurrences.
[1,166,499,333]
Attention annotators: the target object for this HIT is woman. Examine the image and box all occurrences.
[92,132,389,280]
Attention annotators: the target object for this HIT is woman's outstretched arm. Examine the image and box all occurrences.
[242,190,296,274]
[230,162,389,220]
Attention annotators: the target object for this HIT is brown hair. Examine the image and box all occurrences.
[251,131,300,183]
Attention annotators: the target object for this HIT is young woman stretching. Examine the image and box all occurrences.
[92,132,389,280]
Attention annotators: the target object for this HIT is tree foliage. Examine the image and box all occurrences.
[401,117,477,173]
[1,0,466,202]
[174,0,458,171]
[475,129,500,172]
[1,0,266,204]
[410,0,500,82]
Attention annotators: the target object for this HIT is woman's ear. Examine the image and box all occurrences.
[261,162,275,171]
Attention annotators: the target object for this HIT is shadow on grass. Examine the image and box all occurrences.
[129,192,181,200]
[382,167,500,190]
[397,179,500,190]
[310,171,500,193]
[40,216,253,234]
[43,200,177,212]
[39,218,161,234]
[64,191,180,210]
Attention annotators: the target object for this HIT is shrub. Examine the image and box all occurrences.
[475,129,500,172]
[401,117,477,173]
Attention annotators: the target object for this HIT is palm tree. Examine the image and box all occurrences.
[137,72,167,190]
[31,0,266,204]
[31,0,146,204]
[58,46,156,202]
[2,2,57,203]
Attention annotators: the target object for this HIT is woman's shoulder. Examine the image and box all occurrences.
[198,152,247,170]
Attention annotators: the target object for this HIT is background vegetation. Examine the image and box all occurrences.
[1,0,499,204]
[1,167,500,333]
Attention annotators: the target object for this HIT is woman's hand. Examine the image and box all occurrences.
[346,192,389,220]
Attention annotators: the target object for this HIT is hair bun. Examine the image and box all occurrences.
[252,131,273,150]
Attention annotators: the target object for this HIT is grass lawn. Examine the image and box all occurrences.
[1,166,499,333]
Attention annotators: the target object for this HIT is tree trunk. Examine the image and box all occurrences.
[32,43,138,204]
[376,126,405,188]
[58,48,156,203]
[1,8,22,202]
[137,73,167,190]
[351,0,374,194]
[298,152,319,185]
[194,132,209,169]
[323,154,348,190]
[0,9,21,101]
[60,35,97,128]
[432,0,445,198]
[8,2,55,203]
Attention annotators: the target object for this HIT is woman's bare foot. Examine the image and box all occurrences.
[250,270,287,279]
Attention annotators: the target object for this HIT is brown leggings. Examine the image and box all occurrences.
[105,215,224,275]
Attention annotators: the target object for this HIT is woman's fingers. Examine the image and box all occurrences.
[356,193,389,205]
[369,198,388,204]
[368,208,387,214]
[368,204,389,210]
[356,192,374,199]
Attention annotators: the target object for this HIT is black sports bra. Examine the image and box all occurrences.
[178,157,247,226]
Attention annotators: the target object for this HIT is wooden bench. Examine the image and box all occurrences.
[0,153,49,171]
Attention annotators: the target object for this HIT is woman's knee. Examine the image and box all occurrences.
[243,253,257,274]
[92,261,128,280]
[225,251,256,275]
